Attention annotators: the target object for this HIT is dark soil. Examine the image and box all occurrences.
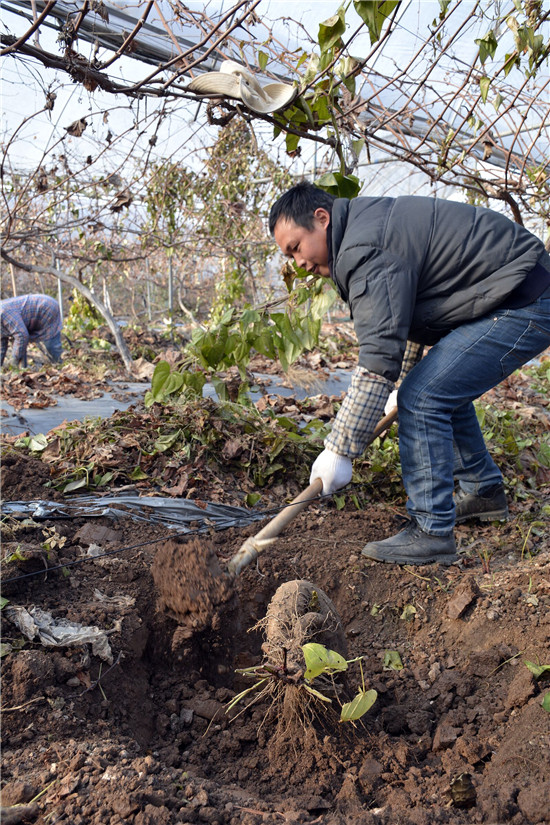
[2,450,549,825]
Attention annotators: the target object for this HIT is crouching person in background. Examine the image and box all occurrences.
[1,294,63,368]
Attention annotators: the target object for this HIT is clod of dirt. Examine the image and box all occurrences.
[262,579,348,674]
[151,537,237,632]
[0,802,39,825]
[1,542,59,597]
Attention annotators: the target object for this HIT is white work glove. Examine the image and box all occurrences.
[384,389,398,415]
[310,448,353,495]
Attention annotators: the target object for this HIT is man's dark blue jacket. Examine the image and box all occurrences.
[329,195,550,381]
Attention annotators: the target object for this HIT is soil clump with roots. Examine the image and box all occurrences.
[263,579,348,671]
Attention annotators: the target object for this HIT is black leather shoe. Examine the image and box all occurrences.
[454,484,508,524]
[361,520,458,566]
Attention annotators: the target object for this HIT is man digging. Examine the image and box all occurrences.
[269,182,550,566]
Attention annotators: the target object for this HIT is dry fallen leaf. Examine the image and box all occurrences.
[65,118,88,137]
[110,190,133,212]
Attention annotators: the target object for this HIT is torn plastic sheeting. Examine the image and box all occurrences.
[4,605,113,663]
[1,496,267,532]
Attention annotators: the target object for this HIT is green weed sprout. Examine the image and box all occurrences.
[524,660,550,680]
[524,660,550,712]
[2,546,26,564]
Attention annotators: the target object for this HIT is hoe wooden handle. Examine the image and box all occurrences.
[226,406,398,576]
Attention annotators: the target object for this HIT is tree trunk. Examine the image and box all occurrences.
[176,284,206,330]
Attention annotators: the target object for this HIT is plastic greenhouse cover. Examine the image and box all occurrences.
[1,496,267,532]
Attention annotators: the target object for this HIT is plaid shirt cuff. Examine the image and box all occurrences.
[325,367,393,458]
[398,341,424,383]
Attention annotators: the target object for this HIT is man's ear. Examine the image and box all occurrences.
[313,207,331,229]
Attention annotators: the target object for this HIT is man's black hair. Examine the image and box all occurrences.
[269,181,336,235]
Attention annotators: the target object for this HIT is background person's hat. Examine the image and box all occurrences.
[188,60,296,114]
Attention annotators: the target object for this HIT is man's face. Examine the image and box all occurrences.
[273,208,331,277]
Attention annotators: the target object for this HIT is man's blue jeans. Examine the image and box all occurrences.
[398,284,550,535]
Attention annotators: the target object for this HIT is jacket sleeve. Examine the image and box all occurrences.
[336,246,419,382]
